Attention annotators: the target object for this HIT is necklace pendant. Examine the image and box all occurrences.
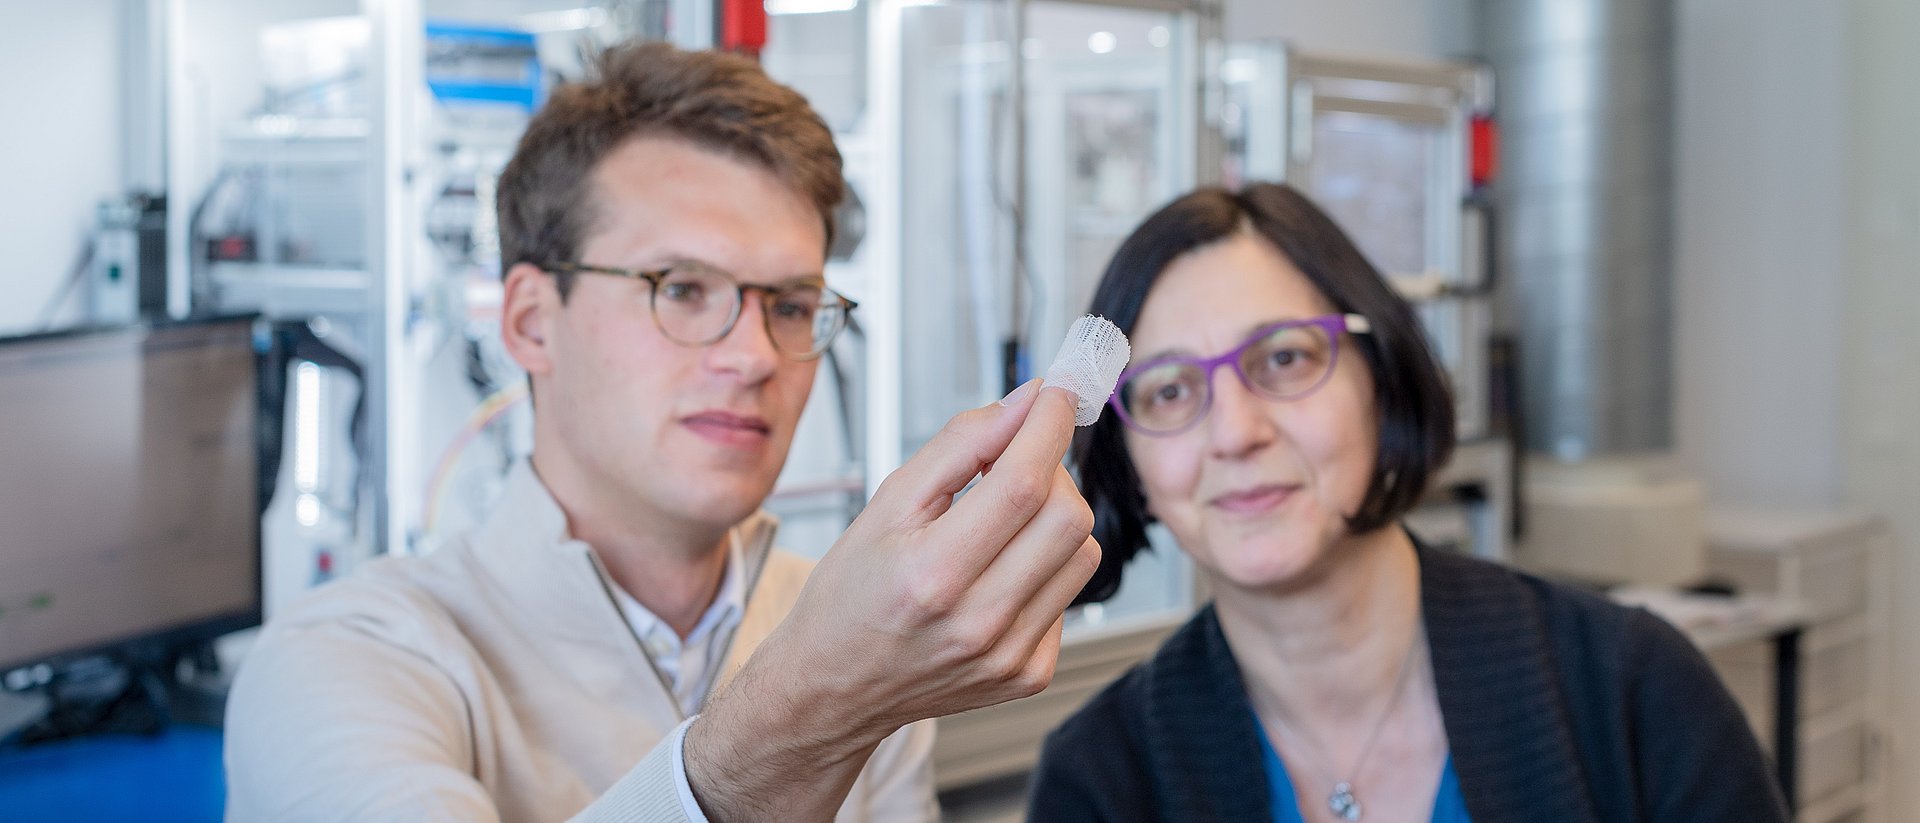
[1328,782,1362,821]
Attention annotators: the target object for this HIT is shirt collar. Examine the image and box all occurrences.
[471,460,772,643]
[612,530,749,649]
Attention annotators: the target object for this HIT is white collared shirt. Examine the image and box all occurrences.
[608,533,748,718]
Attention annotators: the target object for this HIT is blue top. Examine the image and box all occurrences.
[1254,714,1471,823]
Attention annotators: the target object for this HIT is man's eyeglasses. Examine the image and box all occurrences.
[1108,313,1373,436]
[542,260,858,360]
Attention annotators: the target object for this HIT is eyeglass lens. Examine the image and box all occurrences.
[1118,322,1336,433]
[650,263,847,356]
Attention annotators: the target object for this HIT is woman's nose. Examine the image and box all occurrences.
[1205,369,1277,460]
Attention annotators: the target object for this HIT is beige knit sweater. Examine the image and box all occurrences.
[224,462,937,822]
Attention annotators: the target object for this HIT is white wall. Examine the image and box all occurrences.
[1845,0,1920,809]
[0,1,126,335]
[1666,0,1920,808]
[0,0,361,338]
[1672,0,1849,507]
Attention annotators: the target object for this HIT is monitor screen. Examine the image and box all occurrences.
[0,317,261,673]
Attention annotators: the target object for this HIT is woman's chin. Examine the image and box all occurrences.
[1207,539,1329,593]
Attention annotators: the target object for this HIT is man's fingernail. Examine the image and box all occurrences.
[998,378,1040,407]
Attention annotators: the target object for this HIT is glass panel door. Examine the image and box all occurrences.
[1022,0,1200,632]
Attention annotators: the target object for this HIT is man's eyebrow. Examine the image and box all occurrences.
[653,252,715,270]
[660,256,827,287]
[774,272,828,288]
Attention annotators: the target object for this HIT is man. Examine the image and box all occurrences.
[224,41,1098,822]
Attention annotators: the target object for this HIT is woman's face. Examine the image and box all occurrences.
[1123,230,1381,592]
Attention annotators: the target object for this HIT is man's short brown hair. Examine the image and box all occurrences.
[495,41,843,297]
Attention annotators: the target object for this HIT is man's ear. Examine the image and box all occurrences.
[500,262,556,378]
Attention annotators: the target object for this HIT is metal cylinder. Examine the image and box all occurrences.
[1479,0,1674,460]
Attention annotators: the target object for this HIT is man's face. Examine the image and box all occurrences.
[521,135,826,532]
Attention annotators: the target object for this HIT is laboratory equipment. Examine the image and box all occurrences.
[0,316,263,738]
[88,193,170,327]
[172,7,619,580]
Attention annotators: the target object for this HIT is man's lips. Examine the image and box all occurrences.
[1207,484,1299,515]
[681,411,772,445]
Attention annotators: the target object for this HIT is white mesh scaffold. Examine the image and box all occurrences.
[1043,315,1131,427]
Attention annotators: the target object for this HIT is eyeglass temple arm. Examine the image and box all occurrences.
[1343,314,1372,334]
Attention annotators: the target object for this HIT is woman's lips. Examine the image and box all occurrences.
[1208,484,1299,516]
[682,411,772,447]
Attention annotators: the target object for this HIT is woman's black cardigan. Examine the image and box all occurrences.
[1027,543,1788,823]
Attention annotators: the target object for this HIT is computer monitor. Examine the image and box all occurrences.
[0,316,263,675]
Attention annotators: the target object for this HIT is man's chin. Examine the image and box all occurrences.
[668,473,780,524]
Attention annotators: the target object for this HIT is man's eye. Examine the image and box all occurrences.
[772,299,815,320]
[661,282,706,303]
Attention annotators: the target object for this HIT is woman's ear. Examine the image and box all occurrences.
[500,262,555,377]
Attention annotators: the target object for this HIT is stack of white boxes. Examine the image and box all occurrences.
[1703,509,1891,823]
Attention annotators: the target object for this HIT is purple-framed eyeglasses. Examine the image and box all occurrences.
[1107,313,1372,436]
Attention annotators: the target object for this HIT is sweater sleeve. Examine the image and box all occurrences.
[838,719,939,822]
[1623,608,1789,823]
[224,610,695,823]
[571,719,699,823]
[223,616,509,823]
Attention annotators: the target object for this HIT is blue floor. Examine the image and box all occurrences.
[0,725,224,822]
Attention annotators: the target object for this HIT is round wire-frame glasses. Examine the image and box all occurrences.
[543,260,858,360]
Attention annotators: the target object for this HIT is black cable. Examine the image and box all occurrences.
[983,3,1043,376]
[32,235,99,332]
[465,336,501,399]
[255,320,369,540]
[1431,187,1500,300]
[13,659,168,745]
[823,315,863,465]
[186,166,239,310]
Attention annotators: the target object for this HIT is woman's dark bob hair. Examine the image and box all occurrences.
[1073,182,1456,604]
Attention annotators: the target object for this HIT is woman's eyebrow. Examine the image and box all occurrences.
[1135,316,1303,363]
[1134,344,1199,364]
[1233,316,1303,340]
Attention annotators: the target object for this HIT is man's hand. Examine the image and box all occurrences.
[686,382,1100,820]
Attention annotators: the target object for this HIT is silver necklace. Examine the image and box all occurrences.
[1266,637,1421,822]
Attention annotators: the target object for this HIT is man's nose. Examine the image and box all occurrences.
[705,291,783,381]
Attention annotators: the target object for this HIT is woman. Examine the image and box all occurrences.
[1028,183,1784,823]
